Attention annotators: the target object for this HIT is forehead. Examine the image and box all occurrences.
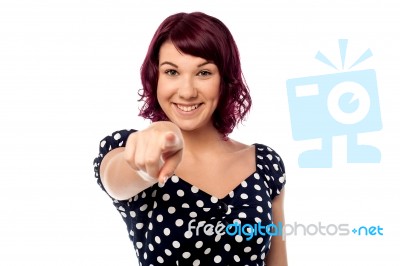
[158,41,209,67]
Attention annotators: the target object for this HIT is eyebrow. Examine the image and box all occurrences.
[159,61,212,68]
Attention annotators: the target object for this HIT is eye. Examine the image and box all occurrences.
[197,70,211,77]
[165,69,178,76]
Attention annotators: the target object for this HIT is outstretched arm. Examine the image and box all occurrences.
[99,121,183,200]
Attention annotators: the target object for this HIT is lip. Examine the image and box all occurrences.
[173,103,203,115]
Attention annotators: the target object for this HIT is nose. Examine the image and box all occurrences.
[178,76,198,99]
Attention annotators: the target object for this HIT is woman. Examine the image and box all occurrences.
[94,11,288,265]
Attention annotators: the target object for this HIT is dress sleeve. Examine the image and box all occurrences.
[256,144,286,200]
[93,129,137,198]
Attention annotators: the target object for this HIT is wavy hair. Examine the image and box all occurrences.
[139,12,251,136]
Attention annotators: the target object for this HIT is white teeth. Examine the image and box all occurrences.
[176,104,199,112]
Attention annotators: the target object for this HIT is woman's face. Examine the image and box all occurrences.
[157,41,221,133]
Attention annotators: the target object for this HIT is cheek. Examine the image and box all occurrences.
[210,80,221,102]
[156,78,174,105]
[156,78,166,100]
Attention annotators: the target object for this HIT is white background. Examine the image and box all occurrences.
[1,0,399,265]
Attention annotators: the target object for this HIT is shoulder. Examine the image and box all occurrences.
[94,129,137,173]
[254,143,283,162]
[99,129,137,148]
[97,129,137,154]
[254,143,286,200]
[93,129,137,196]
[226,138,253,152]
[254,143,285,174]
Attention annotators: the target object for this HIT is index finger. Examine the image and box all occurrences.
[161,132,182,154]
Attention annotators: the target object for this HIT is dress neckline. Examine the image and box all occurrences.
[169,143,262,201]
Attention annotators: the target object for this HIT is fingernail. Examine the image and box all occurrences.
[158,176,167,185]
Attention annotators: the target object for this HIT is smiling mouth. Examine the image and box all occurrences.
[175,104,201,112]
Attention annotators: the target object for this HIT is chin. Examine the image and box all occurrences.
[165,112,214,132]
[175,123,200,132]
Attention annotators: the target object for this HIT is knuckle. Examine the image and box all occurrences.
[135,156,145,170]
[145,157,158,166]
[136,161,145,170]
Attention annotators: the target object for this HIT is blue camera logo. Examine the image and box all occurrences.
[286,39,382,168]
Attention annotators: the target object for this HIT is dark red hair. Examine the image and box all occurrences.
[138,12,251,136]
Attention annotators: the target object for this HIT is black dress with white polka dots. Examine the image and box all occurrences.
[93,129,286,266]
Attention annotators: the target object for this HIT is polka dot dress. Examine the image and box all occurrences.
[93,129,286,265]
